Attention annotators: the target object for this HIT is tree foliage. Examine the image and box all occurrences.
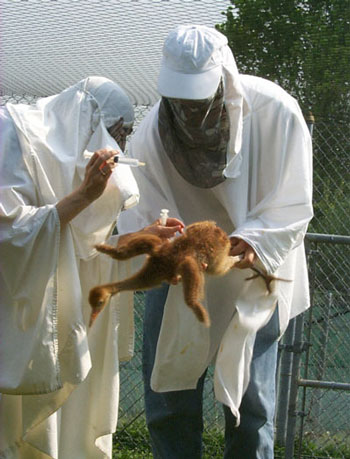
[217,0,350,121]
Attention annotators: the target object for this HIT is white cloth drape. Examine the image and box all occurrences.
[0,77,139,458]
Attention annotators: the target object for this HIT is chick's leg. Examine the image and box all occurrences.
[177,256,210,327]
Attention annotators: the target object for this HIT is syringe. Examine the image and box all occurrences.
[114,156,146,167]
[159,209,169,226]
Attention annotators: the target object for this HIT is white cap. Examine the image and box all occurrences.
[157,25,228,100]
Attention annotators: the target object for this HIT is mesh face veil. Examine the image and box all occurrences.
[158,80,230,188]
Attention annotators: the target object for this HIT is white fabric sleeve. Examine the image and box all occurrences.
[0,112,63,392]
[232,99,313,273]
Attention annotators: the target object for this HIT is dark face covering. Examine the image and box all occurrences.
[158,80,230,188]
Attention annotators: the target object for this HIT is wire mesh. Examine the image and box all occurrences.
[0,0,231,105]
[310,120,350,236]
[291,238,350,459]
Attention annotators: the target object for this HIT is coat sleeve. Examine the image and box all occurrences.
[0,111,62,393]
[232,92,313,274]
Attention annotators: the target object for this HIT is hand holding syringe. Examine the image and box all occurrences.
[84,151,145,168]
[157,208,184,248]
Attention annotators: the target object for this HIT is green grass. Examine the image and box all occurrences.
[112,421,226,458]
[297,432,350,458]
[113,421,152,458]
[113,420,350,458]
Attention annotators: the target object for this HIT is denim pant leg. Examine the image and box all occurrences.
[142,284,206,459]
[223,306,280,459]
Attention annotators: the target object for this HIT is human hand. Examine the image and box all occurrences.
[79,149,116,203]
[142,217,185,239]
[229,237,257,269]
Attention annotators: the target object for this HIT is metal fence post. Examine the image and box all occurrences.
[275,318,296,446]
[311,292,332,420]
[285,313,305,458]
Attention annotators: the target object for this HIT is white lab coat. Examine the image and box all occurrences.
[117,74,313,424]
[0,77,139,458]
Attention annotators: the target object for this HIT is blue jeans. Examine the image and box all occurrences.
[142,284,280,459]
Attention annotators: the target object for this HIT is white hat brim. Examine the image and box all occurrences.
[157,64,222,100]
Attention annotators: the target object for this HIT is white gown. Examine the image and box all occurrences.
[0,77,139,458]
[117,74,314,424]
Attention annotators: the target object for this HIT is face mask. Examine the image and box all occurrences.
[158,80,230,188]
[107,118,133,151]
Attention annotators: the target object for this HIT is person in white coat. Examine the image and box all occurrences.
[0,76,183,459]
[117,25,313,458]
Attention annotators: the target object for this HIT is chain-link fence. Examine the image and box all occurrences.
[298,235,350,458]
[1,92,349,457]
[286,119,350,458]
[275,233,350,459]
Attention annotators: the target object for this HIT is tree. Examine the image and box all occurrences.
[216,0,350,122]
